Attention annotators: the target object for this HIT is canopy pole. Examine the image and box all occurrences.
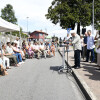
[0,40,3,59]
[10,32,12,42]
[19,30,22,48]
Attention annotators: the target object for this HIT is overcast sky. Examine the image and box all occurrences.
[0,0,68,38]
[0,0,97,38]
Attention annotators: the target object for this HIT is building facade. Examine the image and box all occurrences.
[29,31,48,42]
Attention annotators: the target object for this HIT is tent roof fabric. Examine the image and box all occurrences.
[0,17,20,32]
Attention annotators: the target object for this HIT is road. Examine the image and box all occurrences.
[0,52,85,100]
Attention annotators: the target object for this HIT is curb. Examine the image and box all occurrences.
[58,49,97,100]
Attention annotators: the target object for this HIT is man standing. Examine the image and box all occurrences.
[71,31,81,69]
[86,30,95,63]
[83,32,88,59]
[14,37,20,49]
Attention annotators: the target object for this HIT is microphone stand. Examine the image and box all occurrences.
[58,43,72,73]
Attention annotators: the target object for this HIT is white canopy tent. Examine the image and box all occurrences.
[0,17,21,56]
[0,17,20,32]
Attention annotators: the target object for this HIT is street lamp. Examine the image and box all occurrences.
[26,17,29,33]
[92,0,94,34]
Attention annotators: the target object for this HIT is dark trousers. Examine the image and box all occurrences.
[83,46,87,59]
[81,47,83,58]
[74,50,81,67]
[86,49,95,62]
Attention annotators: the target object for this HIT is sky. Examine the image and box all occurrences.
[0,0,68,38]
[0,0,97,38]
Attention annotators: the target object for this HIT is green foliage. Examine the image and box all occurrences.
[1,4,17,24]
[0,4,28,38]
[46,0,100,29]
[94,0,100,30]
[12,28,28,38]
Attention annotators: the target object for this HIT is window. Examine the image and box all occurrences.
[35,33,39,36]
[40,33,43,36]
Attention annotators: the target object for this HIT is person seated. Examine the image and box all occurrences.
[45,42,51,56]
[39,42,46,58]
[50,42,55,56]
[33,42,42,59]
[11,42,24,64]
[2,44,19,67]
[6,42,20,67]
[0,46,10,69]
[22,40,27,55]
[31,42,35,49]
[14,43,25,60]
[26,42,34,58]
[0,58,8,75]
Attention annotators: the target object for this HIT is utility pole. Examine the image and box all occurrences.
[92,0,94,34]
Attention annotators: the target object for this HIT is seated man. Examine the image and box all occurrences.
[39,42,46,58]
[9,42,24,65]
[33,42,42,59]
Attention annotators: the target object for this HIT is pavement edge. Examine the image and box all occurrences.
[58,49,97,100]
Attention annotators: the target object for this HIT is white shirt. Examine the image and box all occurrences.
[6,46,14,54]
[80,38,84,47]
[31,44,35,49]
[39,45,45,50]
[34,45,39,50]
[72,34,81,50]
[14,40,20,48]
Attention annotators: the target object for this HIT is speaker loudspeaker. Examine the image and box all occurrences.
[82,28,86,35]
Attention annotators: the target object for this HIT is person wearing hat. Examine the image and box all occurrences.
[70,31,81,69]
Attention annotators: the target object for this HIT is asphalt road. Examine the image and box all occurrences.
[0,52,85,100]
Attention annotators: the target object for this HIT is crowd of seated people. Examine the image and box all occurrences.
[0,39,56,76]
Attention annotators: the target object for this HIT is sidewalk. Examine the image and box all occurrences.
[59,47,100,100]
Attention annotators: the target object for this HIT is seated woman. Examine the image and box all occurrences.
[0,58,8,75]
[22,40,27,55]
[45,42,51,56]
[26,42,34,58]
[0,47,10,69]
[14,43,25,60]
[2,44,19,67]
[50,42,55,56]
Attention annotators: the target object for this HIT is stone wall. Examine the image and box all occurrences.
[0,34,27,46]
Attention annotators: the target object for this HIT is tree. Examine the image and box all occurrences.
[1,4,17,24]
[46,0,100,34]
[94,0,100,30]
[84,0,100,30]
[12,28,28,38]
